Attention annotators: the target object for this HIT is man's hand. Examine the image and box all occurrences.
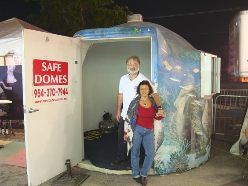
[157,109,166,118]
[116,112,121,122]
[116,93,123,122]
[124,135,127,141]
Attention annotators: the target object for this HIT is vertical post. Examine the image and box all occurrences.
[65,159,72,177]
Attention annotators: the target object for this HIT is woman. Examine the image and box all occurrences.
[0,65,23,119]
[124,80,166,186]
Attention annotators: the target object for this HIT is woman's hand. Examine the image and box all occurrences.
[124,135,127,141]
[0,81,13,90]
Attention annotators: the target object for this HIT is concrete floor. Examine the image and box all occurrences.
[1,139,248,186]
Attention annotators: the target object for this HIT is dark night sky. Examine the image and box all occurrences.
[1,0,248,53]
[0,0,40,22]
[115,0,248,53]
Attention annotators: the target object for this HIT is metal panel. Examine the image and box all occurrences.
[239,12,248,77]
[213,89,248,142]
[201,53,212,98]
[213,57,221,93]
[201,52,220,98]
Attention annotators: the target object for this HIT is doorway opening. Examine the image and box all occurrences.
[82,37,152,169]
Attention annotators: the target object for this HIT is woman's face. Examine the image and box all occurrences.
[8,65,16,73]
[140,84,149,97]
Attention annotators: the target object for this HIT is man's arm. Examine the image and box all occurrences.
[152,93,166,117]
[146,79,161,106]
[152,93,161,107]
[116,93,123,121]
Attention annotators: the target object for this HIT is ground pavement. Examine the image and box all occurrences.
[0,130,248,186]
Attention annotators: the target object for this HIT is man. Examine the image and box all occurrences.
[111,55,163,166]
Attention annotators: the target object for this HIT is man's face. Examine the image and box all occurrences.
[127,59,140,74]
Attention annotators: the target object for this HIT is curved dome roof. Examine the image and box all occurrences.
[116,20,195,50]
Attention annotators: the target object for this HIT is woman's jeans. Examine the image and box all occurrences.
[131,125,155,178]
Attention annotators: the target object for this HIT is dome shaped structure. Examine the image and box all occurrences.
[74,14,220,175]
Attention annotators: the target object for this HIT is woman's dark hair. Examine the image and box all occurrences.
[137,80,154,95]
